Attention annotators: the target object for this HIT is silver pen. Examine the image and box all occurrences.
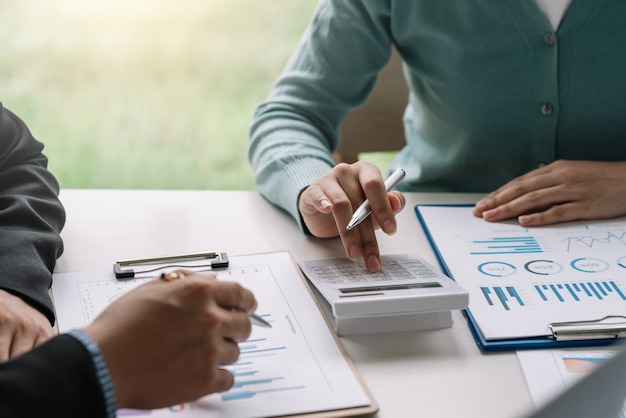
[346,168,406,230]
[250,312,272,328]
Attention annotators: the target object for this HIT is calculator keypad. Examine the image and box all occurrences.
[311,260,439,285]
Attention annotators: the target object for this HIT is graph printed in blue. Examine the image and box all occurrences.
[481,286,525,311]
[563,230,626,252]
[534,281,626,303]
[221,336,305,401]
[470,236,542,255]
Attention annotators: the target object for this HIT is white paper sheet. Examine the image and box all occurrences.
[52,252,373,417]
[417,205,626,341]
[518,348,626,417]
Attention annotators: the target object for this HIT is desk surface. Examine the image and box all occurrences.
[56,189,534,418]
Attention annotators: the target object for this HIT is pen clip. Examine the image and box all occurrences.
[114,251,229,279]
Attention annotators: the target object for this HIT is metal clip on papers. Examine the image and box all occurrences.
[114,251,229,280]
[549,315,626,342]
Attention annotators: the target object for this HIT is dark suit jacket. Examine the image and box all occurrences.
[0,106,102,416]
[0,334,106,417]
[0,103,65,324]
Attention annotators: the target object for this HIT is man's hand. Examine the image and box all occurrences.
[473,160,626,226]
[84,271,256,410]
[0,289,53,362]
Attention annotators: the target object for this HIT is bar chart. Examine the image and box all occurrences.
[480,286,525,311]
[221,335,307,401]
[534,281,626,303]
[469,236,543,255]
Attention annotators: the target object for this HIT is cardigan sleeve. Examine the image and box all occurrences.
[248,0,394,231]
[0,103,66,325]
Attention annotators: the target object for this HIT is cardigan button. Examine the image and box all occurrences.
[540,103,554,116]
[543,32,556,46]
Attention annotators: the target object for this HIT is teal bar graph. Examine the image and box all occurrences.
[481,286,525,311]
[471,236,542,255]
[534,281,626,303]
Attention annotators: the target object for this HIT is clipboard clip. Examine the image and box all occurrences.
[549,315,626,341]
[114,251,229,280]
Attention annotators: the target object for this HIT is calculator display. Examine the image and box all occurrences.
[339,282,442,294]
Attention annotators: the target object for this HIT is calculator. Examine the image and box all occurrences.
[298,253,469,319]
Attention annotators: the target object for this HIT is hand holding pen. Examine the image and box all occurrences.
[161,271,271,328]
[347,168,405,230]
[85,270,259,409]
[298,161,406,272]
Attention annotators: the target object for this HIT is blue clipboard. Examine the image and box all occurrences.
[415,204,622,351]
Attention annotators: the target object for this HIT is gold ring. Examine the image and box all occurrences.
[160,271,185,281]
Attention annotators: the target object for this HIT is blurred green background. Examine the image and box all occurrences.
[0,0,319,189]
[1,0,395,190]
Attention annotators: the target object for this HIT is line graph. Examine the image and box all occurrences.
[563,231,626,252]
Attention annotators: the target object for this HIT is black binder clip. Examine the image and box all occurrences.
[114,251,229,280]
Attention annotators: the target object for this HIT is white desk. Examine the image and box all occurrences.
[56,189,534,418]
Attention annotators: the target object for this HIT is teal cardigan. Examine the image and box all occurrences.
[249,0,626,229]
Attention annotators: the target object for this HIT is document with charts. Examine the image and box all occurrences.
[517,347,624,411]
[518,347,626,418]
[415,205,626,350]
[52,251,376,417]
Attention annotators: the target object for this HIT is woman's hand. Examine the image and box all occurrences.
[473,160,626,226]
[298,161,405,271]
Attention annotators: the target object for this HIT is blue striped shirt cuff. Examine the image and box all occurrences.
[68,329,117,418]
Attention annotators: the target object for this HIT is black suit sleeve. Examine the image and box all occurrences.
[0,103,65,325]
[0,334,107,418]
